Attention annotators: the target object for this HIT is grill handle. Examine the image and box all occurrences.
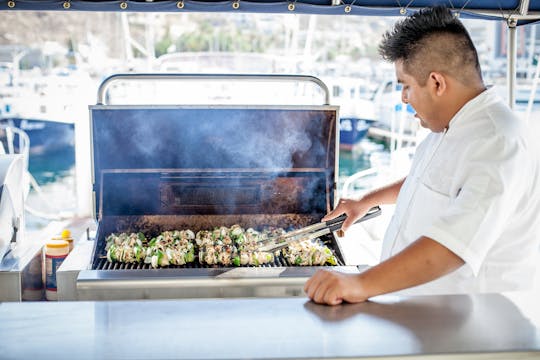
[97,73,331,106]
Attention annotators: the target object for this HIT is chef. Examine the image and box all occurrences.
[305,6,540,305]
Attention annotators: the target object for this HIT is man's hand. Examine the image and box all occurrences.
[324,179,404,232]
[304,269,369,305]
[305,237,465,306]
[323,198,374,232]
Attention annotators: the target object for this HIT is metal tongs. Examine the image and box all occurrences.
[257,206,382,252]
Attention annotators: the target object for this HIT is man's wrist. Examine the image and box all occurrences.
[361,192,379,209]
[347,273,372,303]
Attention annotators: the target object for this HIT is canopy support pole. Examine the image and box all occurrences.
[507,18,518,109]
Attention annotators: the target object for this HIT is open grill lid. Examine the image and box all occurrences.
[89,105,338,221]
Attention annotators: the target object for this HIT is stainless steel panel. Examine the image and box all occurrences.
[0,240,43,301]
[0,269,21,301]
[56,241,94,301]
[76,263,360,301]
[0,293,539,359]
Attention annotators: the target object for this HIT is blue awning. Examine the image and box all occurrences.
[1,0,540,25]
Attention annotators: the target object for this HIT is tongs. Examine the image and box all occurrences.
[257,206,381,252]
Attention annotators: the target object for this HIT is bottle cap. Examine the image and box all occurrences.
[46,239,69,249]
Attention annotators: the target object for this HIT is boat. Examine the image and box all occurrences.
[321,76,378,150]
[0,117,74,156]
[0,67,94,156]
[515,84,540,104]
[339,117,375,151]
[0,84,76,156]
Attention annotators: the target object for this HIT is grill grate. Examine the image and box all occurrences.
[90,216,347,271]
[92,241,344,270]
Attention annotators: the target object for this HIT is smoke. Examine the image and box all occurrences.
[207,110,313,169]
[92,107,335,216]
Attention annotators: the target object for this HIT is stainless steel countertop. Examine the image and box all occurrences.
[1,292,540,359]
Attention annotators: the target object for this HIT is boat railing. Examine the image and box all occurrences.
[1,124,72,221]
[341,167,379,199]
[340,150,414,200]
[0,125,30,170]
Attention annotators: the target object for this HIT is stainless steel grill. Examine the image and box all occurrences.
[69,74,357,301]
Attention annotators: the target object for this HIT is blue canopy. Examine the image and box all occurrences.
[1,0,539,25]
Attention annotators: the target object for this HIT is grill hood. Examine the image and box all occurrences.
[90,105,339,221]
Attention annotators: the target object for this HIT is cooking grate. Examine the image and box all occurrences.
[91,235,345,270]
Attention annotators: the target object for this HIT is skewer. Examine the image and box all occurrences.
[257,206,381,252]
[258,227,332,252]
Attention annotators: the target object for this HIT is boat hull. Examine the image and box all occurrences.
[339,117,373,150]
[0,117,74,155]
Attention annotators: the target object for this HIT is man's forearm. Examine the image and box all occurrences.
[357,236,465,298]
[362,177,405,207]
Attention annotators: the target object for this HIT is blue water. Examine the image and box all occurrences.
[29,146,75,185]
[23,145,76,230]
[339,137,388,178]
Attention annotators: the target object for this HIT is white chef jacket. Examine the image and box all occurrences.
[381,87,540,295]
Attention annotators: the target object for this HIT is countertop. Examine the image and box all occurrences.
[1,292,540,359]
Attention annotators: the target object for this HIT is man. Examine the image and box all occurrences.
[305,6,540,305]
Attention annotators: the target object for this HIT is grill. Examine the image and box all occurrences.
[74,74,358,301]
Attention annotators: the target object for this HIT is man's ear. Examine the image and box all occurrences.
[429,72,447,96]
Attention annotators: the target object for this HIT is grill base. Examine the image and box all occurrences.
[76,265,361,301]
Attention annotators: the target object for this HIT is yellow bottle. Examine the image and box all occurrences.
[45,239,69,301]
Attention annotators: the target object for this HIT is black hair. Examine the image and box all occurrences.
[378,6,482,85]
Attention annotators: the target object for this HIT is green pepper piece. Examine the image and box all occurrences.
[107,244,116,262]
[326,256,337,266]
[134,245,141,261]
[185,251,195,263]
[232,256,241,267]
[295,256,302,265]
[235,234,245,245]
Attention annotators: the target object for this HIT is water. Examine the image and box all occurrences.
[25,145,77,230]
[28,147,75,184]
[339,138,388,177]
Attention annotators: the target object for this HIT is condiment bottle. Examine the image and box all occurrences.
[45,239,69,301]
[61,229,74,252]
[52,229,74,252]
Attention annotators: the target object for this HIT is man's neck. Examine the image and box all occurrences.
[444,82,486,128]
